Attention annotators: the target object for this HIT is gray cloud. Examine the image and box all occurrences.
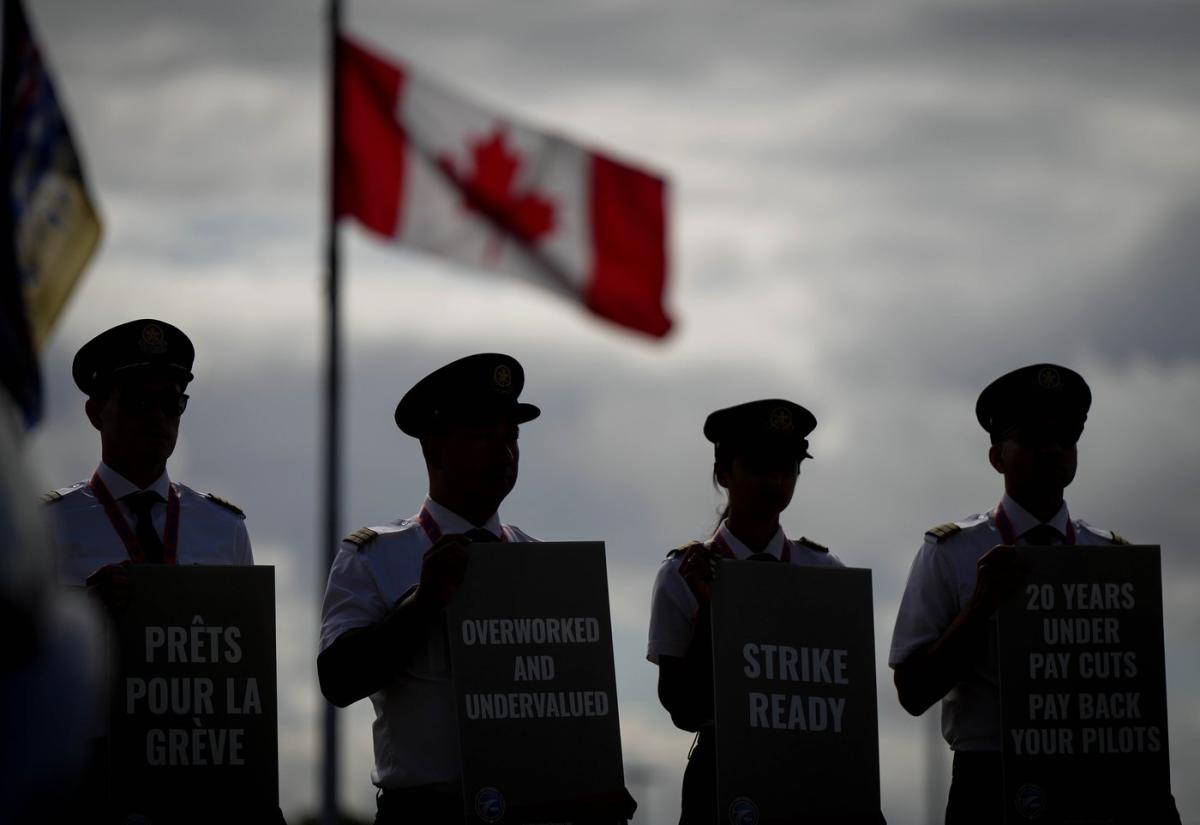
[1087,196,1200,362]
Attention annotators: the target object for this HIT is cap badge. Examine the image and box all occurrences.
[139,323,167,354]
[1037,367,1061,390]
[493,364,513,393]
[769,406,794,432]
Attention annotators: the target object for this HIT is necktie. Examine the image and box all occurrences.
[124,491,165,562]
[747,552,779,563]
[1021,524,1062,546]
[465,528,501,543]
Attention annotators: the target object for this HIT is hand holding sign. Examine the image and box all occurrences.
[85,560,132,616]
[677,541,717,604]
[416,534,471,608]
[971,544,1028,616]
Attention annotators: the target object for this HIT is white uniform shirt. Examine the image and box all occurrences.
[646,521,843,665]
[889,494,1124,752]
[48,463,253,586]
[319,496,537,791]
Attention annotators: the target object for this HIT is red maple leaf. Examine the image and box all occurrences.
[437,127,557,259]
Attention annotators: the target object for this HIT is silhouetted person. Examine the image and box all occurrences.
[49,319,252,597]
[318,353,542,824]
[889,363,1181,825]
[647,399,843,825]
[44,318,277,824]
[0,401,105,825]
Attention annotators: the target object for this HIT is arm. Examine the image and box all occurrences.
[656,603,715,732]
[893,543,1024,716]
[318,588,440,707]
[318,533,469,708]
[893,602,991,716]
[651,542,719,731]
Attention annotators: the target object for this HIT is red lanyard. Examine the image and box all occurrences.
[994,501,1075,546]
[89,472,181,564]
[417,506,508,544]
[710,530,791,562]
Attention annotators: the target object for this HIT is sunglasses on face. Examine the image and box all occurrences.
[117,389,189,417]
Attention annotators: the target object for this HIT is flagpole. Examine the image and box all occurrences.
[321,0,343,823]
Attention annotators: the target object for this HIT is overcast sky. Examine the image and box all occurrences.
[21,0,1200,822]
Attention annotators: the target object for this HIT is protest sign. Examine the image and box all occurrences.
[110,565,278,817]
[999,546,1172,824]
[447,542,627,824]
[711,562,882,824]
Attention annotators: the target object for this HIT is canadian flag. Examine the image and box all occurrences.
[336,35,672,338]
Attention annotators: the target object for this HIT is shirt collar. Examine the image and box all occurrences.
[422,496,503,537]
[1000,493,1070,539]
[97,462,171,500]
[715,521,787,560]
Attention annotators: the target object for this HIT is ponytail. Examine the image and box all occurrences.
[712,443,733,529]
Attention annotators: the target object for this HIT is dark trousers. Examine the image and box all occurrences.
[945,752,1002,825]
[679,727,888,825]
[376,785,631,825]
[58,740,287,825]
[376,785,464,825]
[945,750,1181,825]
[679,728,716,825]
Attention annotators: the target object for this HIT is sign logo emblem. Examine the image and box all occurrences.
[139,323,167,354]
[769,406,793,432]
[728,796,759,825]
[1037,367,1061,390]
[475,787,506,823]
[1014,783,1046,819]
[493,364,513,392]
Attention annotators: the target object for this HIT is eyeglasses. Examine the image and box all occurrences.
[117,390,189,417]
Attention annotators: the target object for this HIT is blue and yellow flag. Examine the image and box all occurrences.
[0,0,101,426]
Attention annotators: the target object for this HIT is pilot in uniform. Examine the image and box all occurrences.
[889,363,1181,824]
[44,318,266,825]
[46,319,251,593]
[318,353,542,824]
[647,399,842,825]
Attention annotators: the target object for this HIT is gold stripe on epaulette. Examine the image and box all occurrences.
[344,527,378,548]
[797,536,829,553]
[926,522,961,541]
[41,490,63,504]
[1110,530,1131,546]
[205,493,245,518]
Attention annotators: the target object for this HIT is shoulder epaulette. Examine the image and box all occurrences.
[796,536,829,553]
[926,522,962,542]
[41,481,85,503]
[1077,520,1131,545]
[204,493,245,518]
[344,527,379,549]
